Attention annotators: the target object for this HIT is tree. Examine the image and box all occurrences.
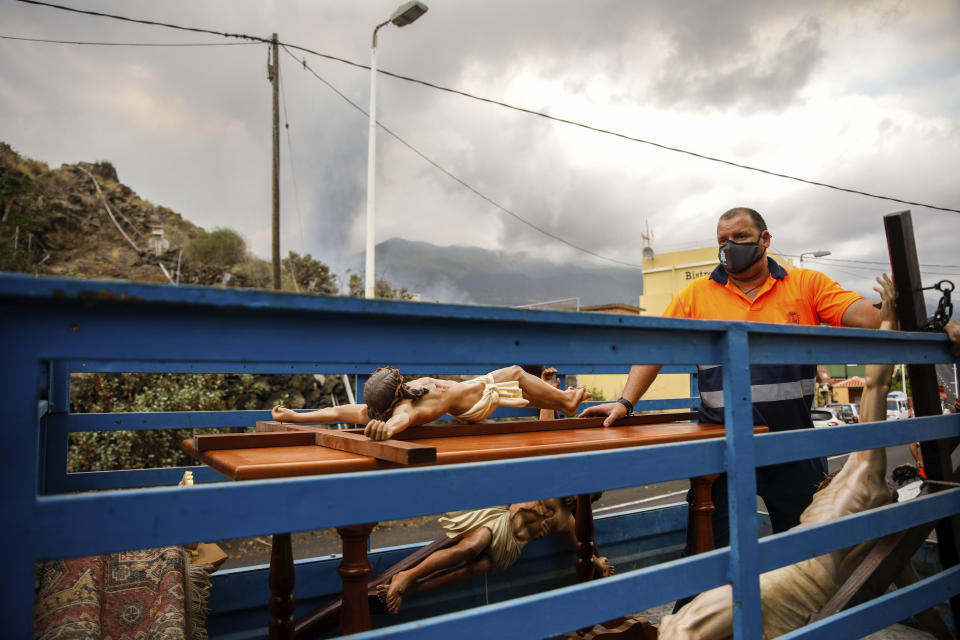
[888,365,911,395]
[0,171,43,273]
[67,372,240,471]
[347,271,415,300]
[286,251,337,295]
[184,227,247,269]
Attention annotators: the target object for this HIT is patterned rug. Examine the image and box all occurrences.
[34,546,210,640]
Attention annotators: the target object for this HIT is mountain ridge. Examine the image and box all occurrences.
[370,237,644,307]
[1,141,643,306]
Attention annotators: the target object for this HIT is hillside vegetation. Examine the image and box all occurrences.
[0,141,349,294]
[0,142,410,471]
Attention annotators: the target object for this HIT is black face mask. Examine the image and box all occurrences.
[718,239,764,274]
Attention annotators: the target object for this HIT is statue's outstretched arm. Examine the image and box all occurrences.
[272,404,368,425]
[861,274,897,423]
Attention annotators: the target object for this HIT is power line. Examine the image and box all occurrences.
[795,258,949,285]
[14,0,270,42]
[281,45,645,269]
[16,0,960,215]
[355,77,960,216]
[780,252,960,272]
[0,33,257,46]
[814,262,883,284]
[794,258,960,280]
[820,256,960,270]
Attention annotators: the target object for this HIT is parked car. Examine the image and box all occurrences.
[827,402,860,424]
[811,408,844,427]
[887,391,910,420]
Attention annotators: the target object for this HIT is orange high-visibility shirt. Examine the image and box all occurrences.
[663,259,862,326]
[664,258,865,429]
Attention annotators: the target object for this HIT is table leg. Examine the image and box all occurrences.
[268,532,295,640]
[575,494,598,582]
[576,494,661,638]
[691,474,720,554]
[336,523,377,635]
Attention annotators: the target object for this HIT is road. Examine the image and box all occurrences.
[590,442,917,518]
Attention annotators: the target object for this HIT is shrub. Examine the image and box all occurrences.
[0,172,42,273]
[285,251,337,295]
[67,372,349,471]
[68,373,235,471]
[184,227,246,269]
[232,256,273,288]
[347,271,415,300]
[585,386,606,402]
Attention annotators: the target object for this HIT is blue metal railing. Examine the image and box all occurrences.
[2,272,959,639]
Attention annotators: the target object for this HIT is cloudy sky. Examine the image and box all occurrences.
[2,0,958,304]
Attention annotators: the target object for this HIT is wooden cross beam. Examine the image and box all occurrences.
[193,424,438,465]
[803,212,960,633]
[190,411,701,466]
[824,210,960,625]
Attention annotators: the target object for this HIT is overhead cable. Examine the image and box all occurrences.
[14,0,270,42]
[779,253,960,272]
[16,0,960,215]
[281,46,645,269]
[786,257,960,279]
[0,33,257,46]
[819,256,960,271]
[807,261,960,279]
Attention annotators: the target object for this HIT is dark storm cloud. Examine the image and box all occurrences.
[652,15,824,113]
[2,0,957,297]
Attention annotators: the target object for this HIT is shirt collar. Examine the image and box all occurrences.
[710,256,787,285]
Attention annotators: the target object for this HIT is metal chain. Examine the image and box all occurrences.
[920,279,954,331]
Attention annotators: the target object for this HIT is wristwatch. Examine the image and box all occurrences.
[615,397,634,415]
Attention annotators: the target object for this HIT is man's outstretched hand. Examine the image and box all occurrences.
[579,401,627,427]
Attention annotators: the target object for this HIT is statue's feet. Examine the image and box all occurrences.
[563,386,591,415]
[376,573,408,614]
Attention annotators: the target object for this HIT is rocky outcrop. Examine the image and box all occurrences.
[1,141,204,283]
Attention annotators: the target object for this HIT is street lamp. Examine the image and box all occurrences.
[365,1,429,299]
[799,250,831,266]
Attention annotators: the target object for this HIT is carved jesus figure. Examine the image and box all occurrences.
[272,364,589,440]
[377,496,615,614]
[658,274,900,639]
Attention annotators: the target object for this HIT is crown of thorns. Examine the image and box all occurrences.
[363,366,407,421]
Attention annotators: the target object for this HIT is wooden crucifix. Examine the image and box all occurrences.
[812,210,960,628]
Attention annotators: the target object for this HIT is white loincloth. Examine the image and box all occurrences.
[438,506,524,572]
[452,374,529,422]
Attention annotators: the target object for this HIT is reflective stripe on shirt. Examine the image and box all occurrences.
[700,377,816,408]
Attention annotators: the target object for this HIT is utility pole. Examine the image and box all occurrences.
[269,33,281,290]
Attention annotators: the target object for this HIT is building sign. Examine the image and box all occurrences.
[684,268,713,281]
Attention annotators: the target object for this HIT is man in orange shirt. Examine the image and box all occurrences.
[582,207,882,601]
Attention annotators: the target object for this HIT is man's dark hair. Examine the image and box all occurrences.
[720,207,767,234]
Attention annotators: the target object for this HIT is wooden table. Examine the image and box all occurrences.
[182,413,766,638]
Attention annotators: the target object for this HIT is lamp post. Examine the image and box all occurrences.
[799,250,831,266]
[365,1,429,299]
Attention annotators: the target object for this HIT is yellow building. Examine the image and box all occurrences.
[579,246,795,406]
